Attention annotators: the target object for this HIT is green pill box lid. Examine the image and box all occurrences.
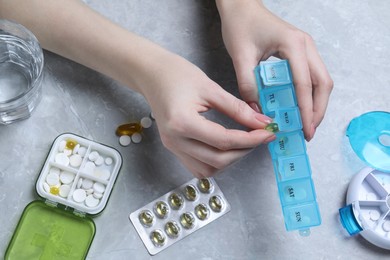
[5,200,95,260]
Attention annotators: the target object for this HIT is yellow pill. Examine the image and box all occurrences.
[50,186,60,195]
[164,221,180,238]
[183,185,198,201]
[65,139,78,150]
[197,178,213,193]
[150,230,166,247]
[195,203,209,220]
[168,193,184,210]
[115,123,143,136]
[209,195,223,212]
[265,122,279,133]
[154,201,169,219]
[180,212,195,229]
[138,210,154,227]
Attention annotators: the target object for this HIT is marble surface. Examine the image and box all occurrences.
[1,0,390,259]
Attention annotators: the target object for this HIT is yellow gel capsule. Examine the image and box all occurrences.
[115,122,143,136]
[197,178,213,193]
[183,185,198,201]
[195,203,209,220]
[65,139,78,150]
[265,122,279,133]
[180,212,195,229]
[164,221,180,238]
[150,230,166,247]
[138,210,154,227]
[168,193,184,210]
[209,195,223,212]
[154,201,169,219]
[50,186,60,195]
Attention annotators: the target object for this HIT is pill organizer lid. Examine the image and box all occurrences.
[346,111,390,172]
[5,200,95,260]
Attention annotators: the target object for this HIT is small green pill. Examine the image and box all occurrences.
[265,122,279,133]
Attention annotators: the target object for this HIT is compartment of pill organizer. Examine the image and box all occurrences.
[130,178,231,255]
[268,130,306,159]
[255,60,292,88]
[273,154,312,182]
[282,202,321,231]
[266,107,302,132]
[259,85,297,114]
[278,178,316,206]
[36,133,122,215]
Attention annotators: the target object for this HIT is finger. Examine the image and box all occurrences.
[205,85,272,130]
[281,40,314,141]
[305,39,333,128]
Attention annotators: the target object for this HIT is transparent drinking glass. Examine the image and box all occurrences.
[0,19,44,124]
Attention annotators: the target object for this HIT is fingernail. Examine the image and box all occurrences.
[264,134,276,143]
[255,113,272,124]
[248,102,261,113]
[309,123,316,141]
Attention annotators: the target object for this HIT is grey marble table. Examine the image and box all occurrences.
[1,0,390,259]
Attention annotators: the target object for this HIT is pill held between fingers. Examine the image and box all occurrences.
[119,135,131,146]
[46,172,60,186]
[58,140,66,152]
[85,195,100,208]
[140,117,152,128]
[131,133,142,143]
[78,146,87,157]
[73,189,87,203]
[95,156,104,166]
[82,179,94,190]
[88,151,99,162]
[60,171,75,184]
[93,182,106,194]
[55,153,70,166]
[105,157,113,165]
[59,185,71,198]
[69,154,83,168]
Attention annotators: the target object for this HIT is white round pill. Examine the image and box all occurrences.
[73,144,80,154]
[46,173,60,186]
[60,171,75,184]
[43,182,50,193]
[86,188,94,195]
[83,161,96,175]
[95,156,104,166]
[82,179,94,190]
[369,210,380,221]
[94,168,111,181]
[131,133,142,143]
[88,151,99,162]
[73,189,87,203]
[55,153,70,166]
[93,192,103,199]
[105,157,113,165]
[59,185,71,198]
[78,146,87,157]
[64,148,72,156]
[85,195,100,208]
[58,140,66,152]
[383,221,390,232]
[119,135,131,146]
[140,117,153,128]
[49,167,60,176]
[77,178,83,189]
[93,182,106,194]
[69,154,83,168]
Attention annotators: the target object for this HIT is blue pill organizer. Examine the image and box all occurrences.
[255,60,321,235]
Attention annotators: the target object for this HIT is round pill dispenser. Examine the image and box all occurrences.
[5,133,122,259]
[339,111,390,250]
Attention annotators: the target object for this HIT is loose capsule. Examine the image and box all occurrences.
[150,230,166,247]
[65,139,78,150]
[50,186,60,195]
[168,193,184,210]
[154,201,169,219]
[197,178,213,193]
[115,122,143,136]
[195,203,209,220]
[209,195,223,212]
[164,221,180,238]
[183,185,198,201]
[138,210,154,227]
[265,122,279,133]
[180,212,195,229]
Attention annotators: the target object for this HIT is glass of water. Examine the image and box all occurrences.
[0,19,44,124]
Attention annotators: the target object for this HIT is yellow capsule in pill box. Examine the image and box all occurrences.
[168,193,184,210]
[195,203,209,220]
[197,178,213,193]
[180,212,195,229]
[183,184,198,201]
[209,195,223,212]
[164,221,180,238]
[150,230,166,247]
[138,210,154,227]
[154,201,169,219]
[65,139,78,150]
